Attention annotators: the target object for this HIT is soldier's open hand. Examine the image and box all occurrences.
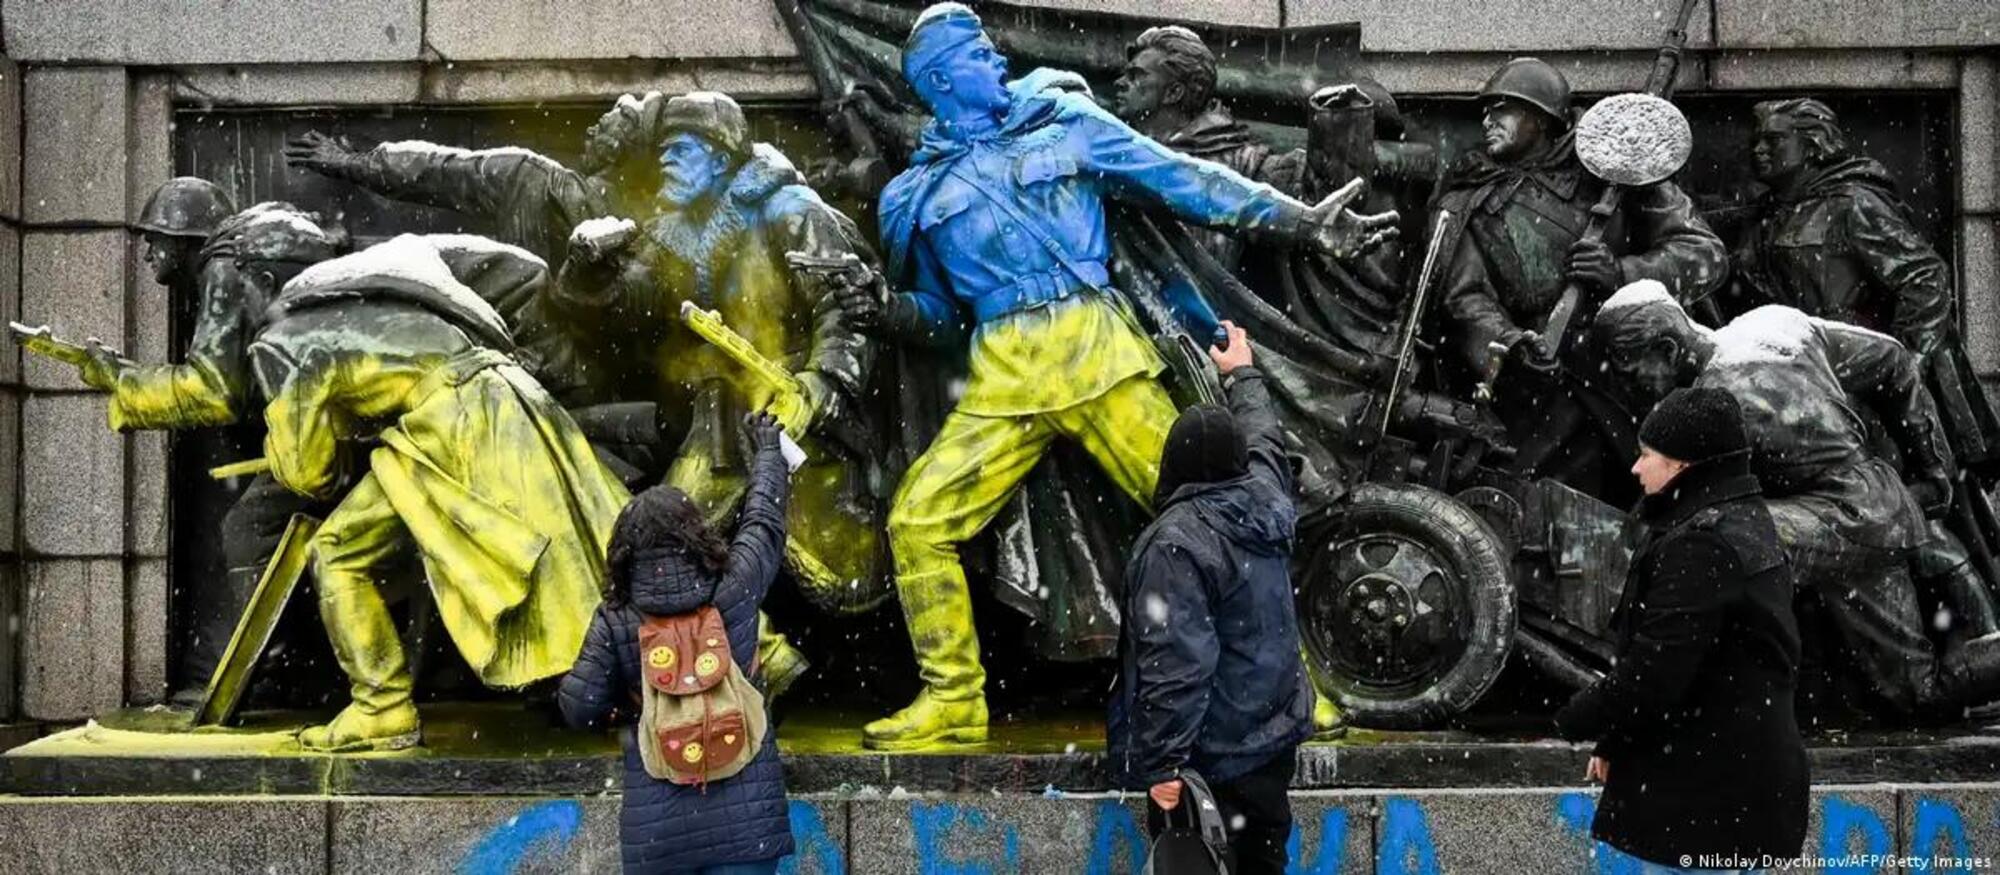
[283,131,357,174]
[1566,239,1621,294]
[1306,177,1400,260]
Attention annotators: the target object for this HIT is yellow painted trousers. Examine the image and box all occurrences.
[886,374,1179,698]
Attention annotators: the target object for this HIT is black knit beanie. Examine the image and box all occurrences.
[1154,403,1250,507]
[1638,386,1749,464]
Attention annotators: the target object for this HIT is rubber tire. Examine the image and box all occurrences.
[1296,482,1517,729]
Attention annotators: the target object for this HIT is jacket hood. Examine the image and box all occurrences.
[727,142,807,206]
[1789,154,1903,207]
[1161,474,1297,557]
[624,547,720,616]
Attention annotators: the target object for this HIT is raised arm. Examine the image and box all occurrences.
[286,132,574,222]
[1064,96,1309,237]
[1210,322,1293,496]
[714,413,794,614]
[769,188,880,431]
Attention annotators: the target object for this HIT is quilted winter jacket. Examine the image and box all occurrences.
[558,443,795,872]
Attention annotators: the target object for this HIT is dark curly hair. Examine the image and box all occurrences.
[602,485,729,606]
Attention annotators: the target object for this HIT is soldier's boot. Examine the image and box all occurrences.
[299,585,421,753]
[864,569,988,751]
[757,612,811,702]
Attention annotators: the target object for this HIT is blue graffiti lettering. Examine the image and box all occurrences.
[1085,801,1146,875]
[456,799,583,875]
[1283,806,1350,875]
[1377,798,1441,875]
[910,802,1023,874]
[779,801,847,875]
[1555,792,1650,875]
[1818,796,1892,875]
[1910,798,1974,868]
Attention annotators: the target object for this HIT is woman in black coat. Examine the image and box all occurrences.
[1555,387,1809,868]
[559,413,795,874]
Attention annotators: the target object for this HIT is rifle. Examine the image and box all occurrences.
[1533,0,1703,360]
[9,321,117,371]
[677,300,811,471]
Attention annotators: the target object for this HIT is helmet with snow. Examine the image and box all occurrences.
[136,177,235,239]
[230,209,339,267]
[1479,57,1572,123]
[659,92,749,161]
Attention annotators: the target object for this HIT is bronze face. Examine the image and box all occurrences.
[1113,47,1177,124]
[1481,97,1549,161]
[1752,114,1811,184]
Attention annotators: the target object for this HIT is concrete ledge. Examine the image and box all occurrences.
[1,0,422,64]
[0,786,1995,873]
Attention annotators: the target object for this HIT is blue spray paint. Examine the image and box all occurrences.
[780,801,848,875]
[1085,800,1147,875]
[1283,806,1351,875]
[1555,792,1655,875]
[1909,797,1974,868]
[1818,795,1893,875]
[456,799,583,875]
[1377,798,1441,875]
[911,802,1023,874]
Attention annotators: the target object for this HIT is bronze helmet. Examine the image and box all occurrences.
[136,177,235,239]
[1478,57,1573,123]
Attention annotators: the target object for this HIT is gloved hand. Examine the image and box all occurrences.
[739,410,785,463]
[827,269,890,333]
[1509,330,1559,373]
[1566,239,1621,294]
[282,131,359,175]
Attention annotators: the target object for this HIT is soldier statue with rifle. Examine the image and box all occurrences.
[1433,43,1726,509]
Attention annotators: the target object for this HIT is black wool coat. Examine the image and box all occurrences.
[1555,454,1809,866]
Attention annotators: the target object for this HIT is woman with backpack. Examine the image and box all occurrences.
[559,412,796,873]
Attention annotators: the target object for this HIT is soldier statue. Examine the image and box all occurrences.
[1723,97,2000,478]
[283,92,670,410]
[1592,284,2000,724]
[1435,58,1726,508]
[227,222,629,751]
[66,183,343,699]
[830,3,1396,750]
[553,92,883,700]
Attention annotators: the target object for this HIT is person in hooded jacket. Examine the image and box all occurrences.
[1555,386,1809,870]
[1108,321,1315,875]
[559,411,795,874]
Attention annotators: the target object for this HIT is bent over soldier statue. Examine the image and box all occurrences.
[239,229,630,752]
[835,3,1396,750]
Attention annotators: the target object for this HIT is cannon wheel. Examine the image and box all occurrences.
[1296,482,1517,729]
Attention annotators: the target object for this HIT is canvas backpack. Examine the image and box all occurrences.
[634,605,769,786]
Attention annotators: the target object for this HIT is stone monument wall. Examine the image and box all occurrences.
[0,0,1993,723]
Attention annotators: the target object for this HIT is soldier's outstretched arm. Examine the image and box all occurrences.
[1066,97,1310,237]
[1618,181,1728,305]
[1843,189,1953,354]
[285,131,573,223]
[105,258,259,431]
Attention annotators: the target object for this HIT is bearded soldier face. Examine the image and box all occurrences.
[657,133,733,209]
